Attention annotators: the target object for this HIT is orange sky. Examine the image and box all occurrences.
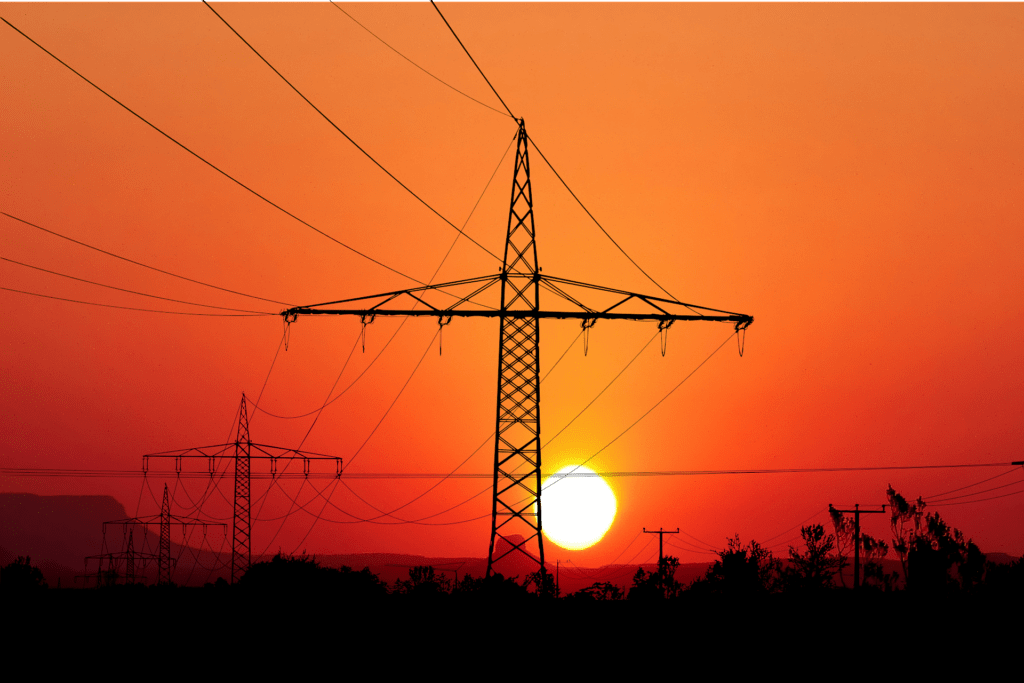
[2,2,1023,568]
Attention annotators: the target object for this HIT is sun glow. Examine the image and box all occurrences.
[539,465,617,550]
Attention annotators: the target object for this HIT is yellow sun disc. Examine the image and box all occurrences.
[539,465,617,550]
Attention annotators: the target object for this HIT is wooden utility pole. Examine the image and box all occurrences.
[643,527,680,565]
[829,503,886,590]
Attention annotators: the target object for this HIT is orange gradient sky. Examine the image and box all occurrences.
[2,3,1023,567]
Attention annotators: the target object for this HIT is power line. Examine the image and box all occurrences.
[253,132,515,424]
[426,4,682,302]
[0,18,423,285]
[202,2,503,265]
[324,330,586,525]
[1,256,272,314]
[342,328,440,469]
[925,467,1023,500]
[538,330,738,498]
[931,486,1024,508]
[330,1,511,118]
[12,461,1016,481]
[541,330,659,451]
[761,507,829,546]
[430,1,516,120]
[2,211,290,306]
[1,286,273,317]
[526,135,681,302]
[930,476,1024,504]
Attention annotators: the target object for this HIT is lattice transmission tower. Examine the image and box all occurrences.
[282,119,753,577]
[141,393,342,583]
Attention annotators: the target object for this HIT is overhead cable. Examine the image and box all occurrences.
[427,3,682,302]
[1,286,274,317]
[429,1,516,119]
[202,2,502,265]
[253,133,515,422]
[526,135,681,302]
[330,1,511,118]
[1,256,271,314]
[1,18,423,285]
[2,211,290,306]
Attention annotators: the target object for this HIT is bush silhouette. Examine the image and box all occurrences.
[238,553,386,597]
[1,556,47,591]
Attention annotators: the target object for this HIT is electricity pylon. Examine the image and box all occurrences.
[82,526,158,587]
[92,484,226,586]
[142,394,342,583]
[282,120,753,576]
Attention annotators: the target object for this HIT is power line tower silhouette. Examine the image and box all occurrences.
[158,484,172,585]
[283,119,753,576]
[125,527,136,585]
[491,120,543,571]
[83,491,224,586]
[141,393,341,583]
[82,523,158,587]
[232,393,252,584]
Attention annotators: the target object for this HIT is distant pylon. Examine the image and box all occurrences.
[232,393,252,584]
[125,528,136,585]
[158,484,171,584]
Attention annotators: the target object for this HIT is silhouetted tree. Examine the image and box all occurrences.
[455,572,531,600]
[886,486,985,591]
[525,566,558,598]
[982,555,1024,596]
[829,507,854,588]
[0,556,47,590]
[909,512,985,591]
[394,565,452,597]
[629,556,682,600]
[567,581,623,601]
[886,485,926,583]
[783,524,840,592]
[859,533,896,591]
[692,536,781,596]
[238,553,387,597]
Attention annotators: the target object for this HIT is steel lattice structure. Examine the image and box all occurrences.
[141,394,342,583]
[282,120,753,577]
[233,393,252,584]
[85,484,225,586]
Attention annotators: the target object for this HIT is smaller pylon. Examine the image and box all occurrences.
[125,528,136,585]
[232,393,252,584]
[158,484,172,585]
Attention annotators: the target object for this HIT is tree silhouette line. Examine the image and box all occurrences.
[3,485,1022,599]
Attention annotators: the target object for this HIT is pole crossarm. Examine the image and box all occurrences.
[281,273,753,327]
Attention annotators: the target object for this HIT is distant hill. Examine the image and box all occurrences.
[1,492,128,585]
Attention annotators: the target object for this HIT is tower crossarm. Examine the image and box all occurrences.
[280,275,752,327]
[102,515,225,528]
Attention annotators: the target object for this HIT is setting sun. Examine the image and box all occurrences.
[540,466,617,551]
